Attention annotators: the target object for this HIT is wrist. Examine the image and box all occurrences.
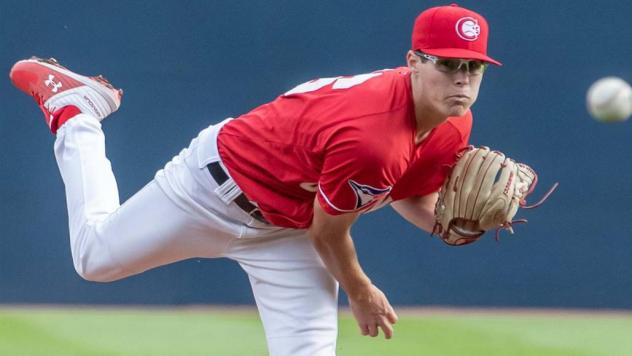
[345,277,373,300]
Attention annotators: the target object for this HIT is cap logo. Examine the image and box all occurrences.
[455,17,480,41]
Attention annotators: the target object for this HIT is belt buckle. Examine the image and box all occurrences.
[247,206,267,224]
[245,205,259,216]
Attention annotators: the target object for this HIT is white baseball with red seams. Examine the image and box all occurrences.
[586,76,632,122]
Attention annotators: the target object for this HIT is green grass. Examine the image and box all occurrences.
[1,307,631,355]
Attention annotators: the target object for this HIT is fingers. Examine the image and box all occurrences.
[350,285,398,339]
[380,303,398,339]
[367,323,378,337]
[387,306,399,324]
[377,317,393,339]
[359,323,369,336]
[357,314,397,339]
[357,320,388,338]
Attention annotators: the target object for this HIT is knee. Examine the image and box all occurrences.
[72,255,125,282]
[70,227,127,282]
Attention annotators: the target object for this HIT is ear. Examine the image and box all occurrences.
[406,50,420,73]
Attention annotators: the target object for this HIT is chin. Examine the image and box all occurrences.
[445,105,469,117]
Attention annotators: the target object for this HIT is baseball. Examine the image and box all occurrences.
[586,77,632,122]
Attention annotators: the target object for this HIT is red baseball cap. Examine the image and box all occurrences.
[411,4,501,66]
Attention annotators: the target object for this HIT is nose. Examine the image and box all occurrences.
[453,69,470,86]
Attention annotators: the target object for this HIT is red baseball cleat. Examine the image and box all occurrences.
[9,57,123,133]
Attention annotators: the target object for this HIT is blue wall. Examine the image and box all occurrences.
[2,0,632,308]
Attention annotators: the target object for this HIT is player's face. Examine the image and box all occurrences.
[407,50,484,118]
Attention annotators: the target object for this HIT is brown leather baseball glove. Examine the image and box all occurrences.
[433,146,558,246]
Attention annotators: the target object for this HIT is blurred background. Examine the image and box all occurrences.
[1,0,631,310]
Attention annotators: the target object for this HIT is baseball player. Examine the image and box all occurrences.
[10,4,500,356]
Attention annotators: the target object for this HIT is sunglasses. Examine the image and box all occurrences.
[415,51,488,75]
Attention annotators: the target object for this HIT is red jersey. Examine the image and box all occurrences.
[217,67,471,228]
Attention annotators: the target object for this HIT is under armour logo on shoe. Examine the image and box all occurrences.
[44,74,62,93]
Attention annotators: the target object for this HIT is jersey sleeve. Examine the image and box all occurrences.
[317,130,394,215]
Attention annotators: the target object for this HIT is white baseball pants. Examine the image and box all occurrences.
[53,114,339,356]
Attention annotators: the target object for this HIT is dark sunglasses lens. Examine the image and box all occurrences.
[468,61,487,74]
[436,59,461,73]
[431,56,488,74]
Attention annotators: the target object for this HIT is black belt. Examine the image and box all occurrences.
[207,162,267,223]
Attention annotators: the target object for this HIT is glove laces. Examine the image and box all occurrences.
[495,181,559,241]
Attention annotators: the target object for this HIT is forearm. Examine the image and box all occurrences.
[309,199,397,339]
[391,193,438,233]
[401,202,435,232]
[309,230,371,298]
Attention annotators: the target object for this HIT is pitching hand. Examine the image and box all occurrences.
[348,284,398,339]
